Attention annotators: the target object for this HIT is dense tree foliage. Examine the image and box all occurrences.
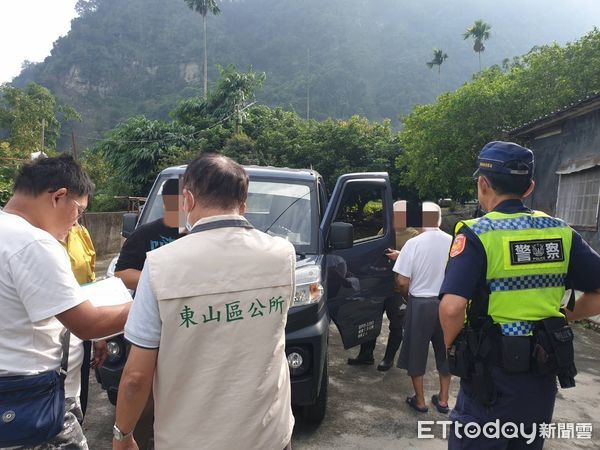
[0,83,78,152]
[89,26,600,208]
[89,66,404,205]
[12,0,600,144]
[96,117,196,196]
[398,29,600,201]
[0,142,25,205]
[173,64,266,131]
[5,7,599,211]
[0,83,78,206]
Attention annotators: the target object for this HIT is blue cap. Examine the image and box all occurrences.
[473,141,534,178]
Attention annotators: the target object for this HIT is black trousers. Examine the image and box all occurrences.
[358,293,405,356]
[79,340,92,418]
[449,368,557,449]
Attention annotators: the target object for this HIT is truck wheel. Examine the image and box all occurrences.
[302,358,328,423]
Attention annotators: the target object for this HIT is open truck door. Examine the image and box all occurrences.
[321,173,395,349]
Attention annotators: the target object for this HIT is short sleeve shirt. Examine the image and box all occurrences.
[439,200,600,300]
[393,229,452,297]
[124,263,161,349]
[0,212,86,375]
[115,219,182,272]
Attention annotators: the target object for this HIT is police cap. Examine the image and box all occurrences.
[473,141,534,178]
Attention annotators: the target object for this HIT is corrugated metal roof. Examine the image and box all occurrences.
[510,92,600,138]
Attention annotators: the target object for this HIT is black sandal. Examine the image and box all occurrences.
[406,395,428,413]
[431,394,449,413]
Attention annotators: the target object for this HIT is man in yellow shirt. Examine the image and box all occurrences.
[64,225,96,285]
[62,224,107,419]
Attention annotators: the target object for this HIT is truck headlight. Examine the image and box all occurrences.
[293,265,323,308]
[286,346,311,376]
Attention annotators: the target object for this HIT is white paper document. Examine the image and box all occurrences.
[81,277,133,340]
[82,276,133,307]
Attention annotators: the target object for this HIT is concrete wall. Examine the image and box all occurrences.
[82,212,125,258]
[525,109,600,252]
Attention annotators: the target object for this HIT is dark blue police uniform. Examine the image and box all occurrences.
[441,199,600,449]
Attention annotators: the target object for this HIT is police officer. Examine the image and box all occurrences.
[439,141,600,449]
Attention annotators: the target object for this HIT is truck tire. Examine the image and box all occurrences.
[302,357,328,423]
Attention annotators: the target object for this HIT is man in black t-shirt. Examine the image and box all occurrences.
[115,178,183,290]
[114,219,181,289]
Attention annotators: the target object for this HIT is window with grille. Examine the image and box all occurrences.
[555,167,600,230]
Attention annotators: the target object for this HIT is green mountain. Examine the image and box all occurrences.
[12,0,600,146]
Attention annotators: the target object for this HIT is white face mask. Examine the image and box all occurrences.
[185,216,194,232]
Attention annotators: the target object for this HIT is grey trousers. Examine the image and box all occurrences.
[397,295,449,377]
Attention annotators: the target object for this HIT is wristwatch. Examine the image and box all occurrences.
[113,424,134,441]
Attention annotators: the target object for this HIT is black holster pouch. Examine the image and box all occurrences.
[470,325,497,407]
[472,360,497,407]
[448,329,473,379]
[501,335,531,373]
[533,317,577,388]
[449,321,497,407]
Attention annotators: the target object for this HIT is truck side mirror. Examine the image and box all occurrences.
[329,222,354,249]
[122,213,138,239]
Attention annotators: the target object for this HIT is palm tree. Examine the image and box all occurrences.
[184,0,221,99]
[426,48,448,92]
[463,20,491,71]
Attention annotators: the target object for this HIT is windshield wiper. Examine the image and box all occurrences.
[264,188,314,233]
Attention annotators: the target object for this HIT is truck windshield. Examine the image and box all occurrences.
[141,177,316,254]
[245,180,315,253]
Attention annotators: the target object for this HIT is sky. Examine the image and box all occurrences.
[0,0,78,83]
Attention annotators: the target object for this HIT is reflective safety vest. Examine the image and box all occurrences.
[457,210,572,336]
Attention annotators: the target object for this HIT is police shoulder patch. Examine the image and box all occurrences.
[450,234,466,257]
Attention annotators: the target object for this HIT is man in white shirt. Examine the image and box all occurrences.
[393,202,453,414]
[0,155,131,448]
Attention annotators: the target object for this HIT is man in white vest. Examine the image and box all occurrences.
[113,154,295,450]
